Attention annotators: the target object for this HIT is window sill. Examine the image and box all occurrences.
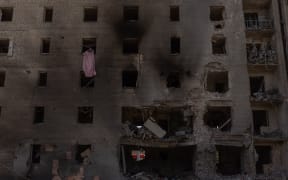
[40,53,50,55]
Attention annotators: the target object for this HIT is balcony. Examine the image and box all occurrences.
[245,19,273,30]
[250,89,283,105]
[247,46,278,71]
[245,20,274,36]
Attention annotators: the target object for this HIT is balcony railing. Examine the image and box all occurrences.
[245,19,273,30]
[247,49,277,65]
[251,89,283,104]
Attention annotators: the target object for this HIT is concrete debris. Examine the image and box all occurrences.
[144,118,167,138]
[247,43,277,65]
[261,127,283,137]
[252,89,283,103]
[80,148,91,165]
[122,121,155,139]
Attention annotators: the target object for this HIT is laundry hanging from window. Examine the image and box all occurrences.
[82,48,96,77]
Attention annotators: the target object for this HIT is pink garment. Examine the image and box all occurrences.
[82,49,96,77]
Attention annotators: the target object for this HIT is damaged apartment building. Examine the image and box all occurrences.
[0,0,288,179]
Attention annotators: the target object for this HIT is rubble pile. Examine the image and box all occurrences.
[251,89,283,103]
[247,44,277,65]
[122,121,193,141]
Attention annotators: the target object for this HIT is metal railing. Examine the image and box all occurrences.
[247,49,277,65]
[245,19,273,30]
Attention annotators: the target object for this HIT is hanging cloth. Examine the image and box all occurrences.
[82,49,96,77]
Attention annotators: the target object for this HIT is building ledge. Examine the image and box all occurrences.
[254,136,287,143]
[247,63,278,72]
[120,136,196,147]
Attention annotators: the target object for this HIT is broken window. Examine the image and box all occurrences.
[153,108,187,135]
[255,146,272,174]
[123,38,139,54]
[171,37,180,54]
[82,38,96,53]
[0,71,6,87]
[167,72,181,88]
[0,7,13,22]
[122,70,138,88]
[80,71,94,88]
[76,144,91,163]
[84,7,98,22]
[216,146,242,175]
[204,106,231,131]
[0,39,9,54]
[244,13,260,29]
[121,145,195,176]
[32,144,41,164]
[38,72,47,87]
[78,106,93,123]
[244,13,258,22]
[212,35,226,54]
[210,6,224,21]
[206,71,229,93]
[170,6,180,21]
[253,110,268,135]
[34,106,44,124]
[44,7,53,22]
[122,107,190,137]
[122,107,143,125]
[41,38,50,54]
[123,6,138,22]
[250,76,265,96]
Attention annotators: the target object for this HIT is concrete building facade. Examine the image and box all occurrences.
[0,0,287,179]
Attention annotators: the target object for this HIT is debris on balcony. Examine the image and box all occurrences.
[260,127,283,138]
[247,43,277,65]
[144,118,167,138]
[121,107,194,140]
[251,88,283,104]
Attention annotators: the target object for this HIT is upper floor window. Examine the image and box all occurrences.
[0,39,9,54]
[123,38,139,54]
[82,38,96,53]
[210,6,224,21]
[0,7,13,22]
[34,106,44,124]
[78,106,93,123]
[38,72,47,87]
[123,6,138,22]
[80,71,94,88]
[212,35,226,54]
[84,7,98,22]
[41,38,51,54]
[170,37,180,54]
[170,6,179,21]
[44,7,53,22]
[0,71,5,87]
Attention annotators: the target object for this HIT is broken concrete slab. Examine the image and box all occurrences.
[144,118,166,138]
